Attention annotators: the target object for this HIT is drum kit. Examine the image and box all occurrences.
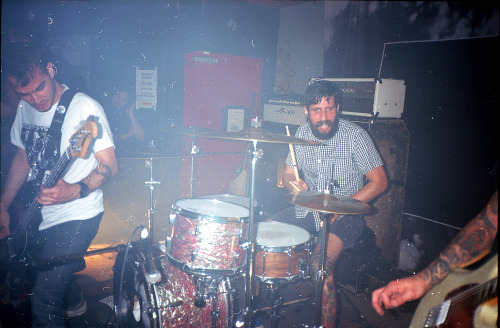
[108,125,371,328]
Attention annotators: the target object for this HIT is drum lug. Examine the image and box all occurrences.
[262,247,267,278]
[169,212,176,225]
[286,249,292,277]
[298,258,307,278]
[191,250,198,262]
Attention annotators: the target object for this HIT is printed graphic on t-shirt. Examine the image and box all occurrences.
[21,123,58,185]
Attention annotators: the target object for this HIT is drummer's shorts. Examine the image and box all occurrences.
[268,206,365,250]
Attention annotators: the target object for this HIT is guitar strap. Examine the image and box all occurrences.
[34,89,78,186]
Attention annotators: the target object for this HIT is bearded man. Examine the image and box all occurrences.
[275,80,388,328]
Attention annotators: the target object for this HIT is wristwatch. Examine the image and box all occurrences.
[77,181,90,198]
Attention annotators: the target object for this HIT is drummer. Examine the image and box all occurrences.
[274,80,388,328]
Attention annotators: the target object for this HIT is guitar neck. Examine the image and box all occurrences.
[8,148,73,257]
[42,148,73,189]
[475,277,498,306]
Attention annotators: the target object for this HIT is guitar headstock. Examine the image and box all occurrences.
[69,117,99,159]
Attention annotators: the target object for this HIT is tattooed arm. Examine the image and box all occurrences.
[36,147,118,205]
[371,190,498,316]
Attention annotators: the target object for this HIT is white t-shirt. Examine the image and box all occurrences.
[10,87,115,230]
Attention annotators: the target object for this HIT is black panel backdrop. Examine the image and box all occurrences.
[380,37,498,228]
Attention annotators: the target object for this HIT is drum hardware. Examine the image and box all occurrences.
[265,283,284,328]
[144,158,161,242]
[191,274,226,328]
[283,191,371,328]
[140,227,161,284]
[189,137,199,197]
[188,125,321,327]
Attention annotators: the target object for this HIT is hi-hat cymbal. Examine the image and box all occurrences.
[190,127,320,145]
[283,191,371,214]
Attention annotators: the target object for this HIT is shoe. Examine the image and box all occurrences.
[64,293,87,318]
[251,313,264,328]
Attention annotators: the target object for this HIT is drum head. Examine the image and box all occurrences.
[256,221,310,247]
[198,193,259,209]
[174,198,249,219]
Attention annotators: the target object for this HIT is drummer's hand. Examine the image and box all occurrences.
[288,179,308,192]
[330,214,340,223]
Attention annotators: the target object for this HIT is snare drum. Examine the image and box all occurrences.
[254,221,312,281]
[168,198,248,274]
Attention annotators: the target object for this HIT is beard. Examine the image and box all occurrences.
[309,117,339,140]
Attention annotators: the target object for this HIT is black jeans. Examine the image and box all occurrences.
[31,213,103,328]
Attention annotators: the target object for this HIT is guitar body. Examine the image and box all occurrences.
[410,255,498,328]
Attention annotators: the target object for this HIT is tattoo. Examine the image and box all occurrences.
[422,191,498,287]
[478,205,497,231]
[322,279,337,328]
[422,258,452,287]
[95,163,112,182]
[455,228,488,258]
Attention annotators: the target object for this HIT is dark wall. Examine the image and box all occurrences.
[89,1,279,126]
[2,0,280,127]
[380,37,499,227]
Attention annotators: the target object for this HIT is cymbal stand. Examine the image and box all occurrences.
[145,158,161,243]
[189,137,200,197]
[313,212,330,328]
[240,140,263,327]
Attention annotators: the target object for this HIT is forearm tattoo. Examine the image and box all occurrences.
[421,194,498,287]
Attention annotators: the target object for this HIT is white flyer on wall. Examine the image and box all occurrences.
[136,67,157,110]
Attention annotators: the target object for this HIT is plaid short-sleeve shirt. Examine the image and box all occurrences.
[286,118,384,230]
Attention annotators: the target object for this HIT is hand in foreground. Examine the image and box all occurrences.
[371,273,430,316]
[36,179,81,206]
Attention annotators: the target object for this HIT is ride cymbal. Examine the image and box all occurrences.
[283,191,371,214]
[190,127,320,145]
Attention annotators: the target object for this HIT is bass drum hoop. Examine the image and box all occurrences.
[113,246,160,328]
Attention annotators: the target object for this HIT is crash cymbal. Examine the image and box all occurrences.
[191,127,320,145]
[283,191,371,214]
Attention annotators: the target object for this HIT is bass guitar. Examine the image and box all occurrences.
[410,255,498,328]
[6,116,98,261]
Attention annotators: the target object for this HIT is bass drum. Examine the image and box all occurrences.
[113,245,242,328]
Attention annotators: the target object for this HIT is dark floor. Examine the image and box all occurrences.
[1,243,416,328]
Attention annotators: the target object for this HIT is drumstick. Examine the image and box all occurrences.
[289,180,301,192]
[286,125,300,181]
[286,125,301,192]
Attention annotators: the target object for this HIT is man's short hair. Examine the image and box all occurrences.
[303,80,342,109]
[1,42,51,87]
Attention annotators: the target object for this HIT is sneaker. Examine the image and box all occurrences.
[251,313,264,328]
[64,294,87,318]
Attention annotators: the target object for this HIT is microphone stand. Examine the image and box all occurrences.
[145,157,160,243]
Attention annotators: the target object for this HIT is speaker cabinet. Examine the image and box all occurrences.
[365,119,410,265]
